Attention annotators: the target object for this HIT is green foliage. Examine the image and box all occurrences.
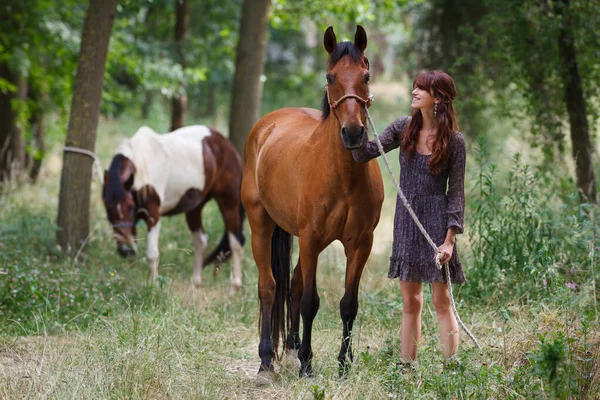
[272,0,405,28]
[0,207,170,335]
[531,333,571,398]
[403,0,600,158]
[310,384,326,400]
[0,0,82,152]
[465,136,597,302]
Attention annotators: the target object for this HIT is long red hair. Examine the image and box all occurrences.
[401,70,458,174]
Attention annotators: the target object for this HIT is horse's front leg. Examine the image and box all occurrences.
[338,232,373,375]
[298,235,320,377]
[186,207,208,289]
[146,219,162,283]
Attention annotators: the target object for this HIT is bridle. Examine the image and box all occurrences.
[110,190,154,230]
[111,206,136,229]
[325,85,374,112]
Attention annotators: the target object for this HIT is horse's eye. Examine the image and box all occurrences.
[326,74,334,85]
[365,74,371,84]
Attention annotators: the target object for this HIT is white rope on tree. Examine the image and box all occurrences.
[364,109,482,353]
[63,146,104,185]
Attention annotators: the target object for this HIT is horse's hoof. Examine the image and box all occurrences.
[280,349,300,371]
[228,284,242,296]
[256,370,277,386]
[192,277,202,289]
[338,364,350,378]
[299,364,313,378]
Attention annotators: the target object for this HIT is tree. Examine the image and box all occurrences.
[404,0,600,203]
[229,0,272,155]
[0,62,26,183]
[555,0,595,203]
[0,0,83,186]
[57,0,119,252]
[171,0,189,131]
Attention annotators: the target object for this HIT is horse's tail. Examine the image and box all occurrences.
[203,203,246,267]
[269,224,292,357]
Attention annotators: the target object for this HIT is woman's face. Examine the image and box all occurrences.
[411,86,437,111]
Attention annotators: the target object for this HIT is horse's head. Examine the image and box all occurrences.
[102,154,138,257]
[323,25,371,150]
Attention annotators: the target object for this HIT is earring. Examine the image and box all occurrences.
[434,103,438,117]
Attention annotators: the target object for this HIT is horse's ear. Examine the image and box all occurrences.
[354,25,367,53]
[324,26,337,54]
[120,159,136,191]
[124,174,134,191]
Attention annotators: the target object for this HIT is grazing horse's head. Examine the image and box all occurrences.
[102,154,138,257]
[322,25,371,150]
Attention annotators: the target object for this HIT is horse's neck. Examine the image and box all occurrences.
[313,116,369,175]
[118,130,166,193]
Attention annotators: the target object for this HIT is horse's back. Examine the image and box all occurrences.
[245,107,321,159]
[125,125,238,214]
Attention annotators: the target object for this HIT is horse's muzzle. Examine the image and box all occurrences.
[341,126,366,150]
[118,243,137,258]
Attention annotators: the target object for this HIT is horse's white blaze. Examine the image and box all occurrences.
[116,125,212,214]
[146,220,161,282]
[228,232,243,290]
[192,230,208,288]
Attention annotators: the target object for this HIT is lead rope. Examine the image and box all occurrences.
[63,146,104,185]
[363,107,482,353]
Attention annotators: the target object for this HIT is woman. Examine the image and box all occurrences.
[352,70,466,364]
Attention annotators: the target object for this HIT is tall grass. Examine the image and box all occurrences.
[1,111,599,398]
[466,136,597,304]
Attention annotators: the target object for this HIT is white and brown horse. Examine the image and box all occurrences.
[102,125,245,291]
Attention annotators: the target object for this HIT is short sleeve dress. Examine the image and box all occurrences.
[352,116,466,284]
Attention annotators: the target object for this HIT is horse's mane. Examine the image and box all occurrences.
[104,154,127,204]
[321,42,365,121]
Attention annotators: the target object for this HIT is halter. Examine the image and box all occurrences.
[326,85,374,111]
[110,201,136,229]
[110,190,155,230]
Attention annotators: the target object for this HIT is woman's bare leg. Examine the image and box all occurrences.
[399,281,423,362]
[431,282,459,359]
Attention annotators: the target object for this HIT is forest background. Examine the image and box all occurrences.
[1,0,599,398]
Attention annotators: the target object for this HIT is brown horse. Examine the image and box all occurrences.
[102,125,245,292]
[241,26,384,381]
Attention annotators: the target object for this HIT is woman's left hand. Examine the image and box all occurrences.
[437,242,454,264]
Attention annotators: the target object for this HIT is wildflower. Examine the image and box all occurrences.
[566,282,576,290]
[542,278,547,288]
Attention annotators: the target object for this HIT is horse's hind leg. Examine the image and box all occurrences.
[338,232,374,375]
[213,191,245,293]
[282,259,302,370]
[185,204,208,288]
[244,200,277,380]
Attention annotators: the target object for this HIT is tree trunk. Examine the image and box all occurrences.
[229,0,272,156]
[0,62,27,183]
[140,2,157,119]
[556,0,596,203]
[170,0,189,131]
[141,91,152,119]
[56,0,119,252]
[207,82,216,116]
[26,82,47,182]
[28,106,45,182]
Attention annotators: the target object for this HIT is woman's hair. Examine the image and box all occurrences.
[401,70,458,174]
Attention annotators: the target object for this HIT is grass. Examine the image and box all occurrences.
[1,90,599,399]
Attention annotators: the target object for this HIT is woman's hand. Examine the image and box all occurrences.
[437,242,453,264]
[437,227,457,264]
